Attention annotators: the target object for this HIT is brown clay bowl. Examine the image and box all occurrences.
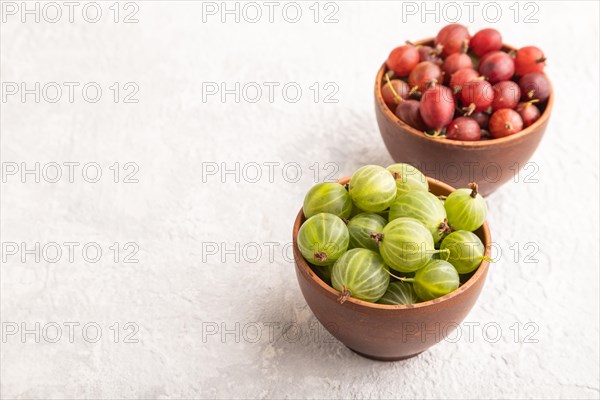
[375,38,553,196]
[293,177,492,361]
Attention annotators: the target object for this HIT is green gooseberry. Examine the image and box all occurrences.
[405,259,460,301]
[348,165,396,213]
[297,213,349,266]
[444,182,488,231]
[387,163,428,197]
[377,281,419,305]
[440,230,491,274]
[347,213,387,252]
[388,190,450,242]
[331,248,390,303]
[375,217,445,273]
[303,182,352,219]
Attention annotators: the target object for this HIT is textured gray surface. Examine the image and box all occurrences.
[1,1,599,399]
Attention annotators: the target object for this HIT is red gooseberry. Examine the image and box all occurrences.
[491,81,521,111]
[409,61,443,93]
[395,100,428,131]
[442,52,473,81]
[519,72,551,102]
[382,79,410,109]
[470,28,503,57]
[387,45,420,77]
[478,51,515,83]
[419,83,456,132]
[418,45,443,65]
[435,24,470,57]
[517,100,542,127]
[461,79,494,114]
[449,68,480,94]
[489,108,524,138]
[515,46,546,76]
[470,112,490,129]
[446,117,481,141]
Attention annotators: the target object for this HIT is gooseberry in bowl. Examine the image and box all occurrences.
[375,33,553,196]
[293,175,492,360]
[470,28,502,57]
[514,46,546,76]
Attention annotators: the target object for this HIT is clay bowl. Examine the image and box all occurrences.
[375,38,553,196]
[293,177,491,361]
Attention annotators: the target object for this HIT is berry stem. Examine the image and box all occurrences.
[468,182,479,198]
[438,218,453,238]
[370,232,384,244]
[463,103,476,116]
[399,277,415,283]
[314,252,328,263]
[434,248,451,259]
[482,256,494,263]
[384,73,403,105]
[536,56,547,64]
[460,39,469,54]
[426,79,438,89]
[384,269,408,281]
[337,285,352,304]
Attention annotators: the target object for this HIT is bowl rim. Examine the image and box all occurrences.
[375,37,554,148]
[293,176,492,312]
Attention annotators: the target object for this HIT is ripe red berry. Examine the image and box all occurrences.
[515,46,546,76]
[409,61,443,92]
[442,53,473,80]
[449,68,479,94]
[446,117,481,141]
[519,72,551,102]
[470,28,503,57]
[419,84,455,132]
[517,101,542,127]
[478,51,515,83]
[418,45,443,65]
[382,79,410,109]
[395,100,428,131]
[470,112,490,129]
[461,79,494,114]
[435,24,470,57]
[387,45,420,77]
[489,108,524,138]
[491,81,521,111]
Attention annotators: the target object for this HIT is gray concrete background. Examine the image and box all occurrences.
[1,1,599,399]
